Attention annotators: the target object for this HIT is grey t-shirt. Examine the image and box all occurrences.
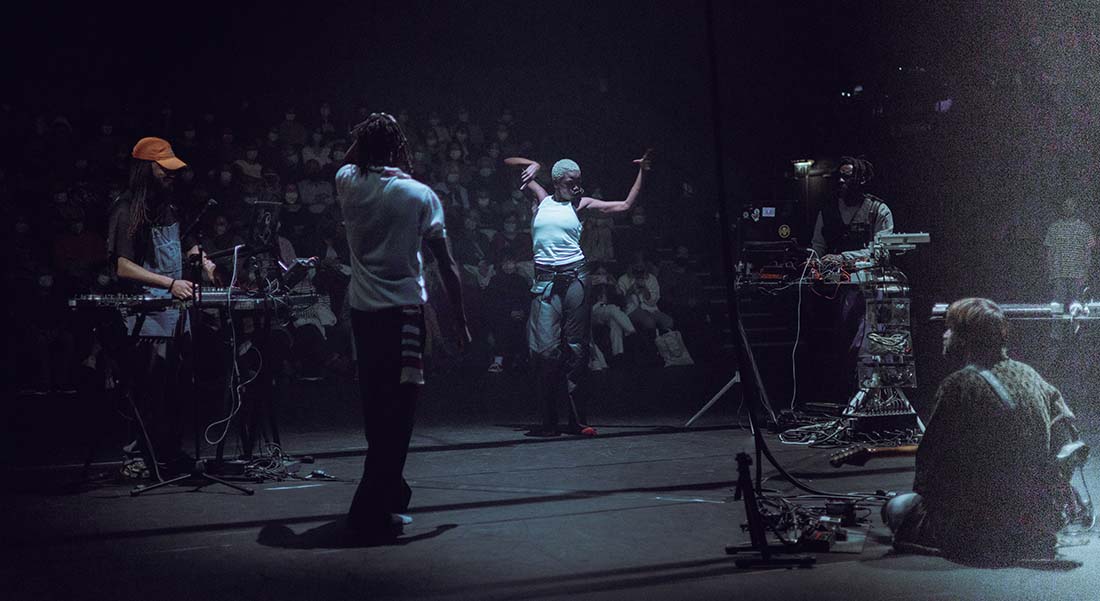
[336,164,446,311]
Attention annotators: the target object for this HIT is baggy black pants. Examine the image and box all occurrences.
[347,307,422,530]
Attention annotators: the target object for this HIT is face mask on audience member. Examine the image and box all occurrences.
[446,173,461,185]
[426,137,438,148]
[308,203,327,214]
[101,124,113,136]
[477,197,491,209]
[285,153,299,165]
[311,132,323,144]
[503,221,517,233]
[16,221,29,234]
[184,129,196,141]
[502,260,516,274]
[464,218,478,231]
[96,274,111,287]
[488,147,500,160]
[268,131,279,142]
[449,150,462,160]
[458,111,470,123]
[479,167,493,178]
[285,113,296,122]
[245,150,258,161]
[38,275,53,288]
[414,150,427,162]
[220,171,233,185]
[429,116,440,127]
[215,221,228,236]
[54,191,68,203]
[631,214,646,225]
[70,221,84,235]
[456,132,468,143]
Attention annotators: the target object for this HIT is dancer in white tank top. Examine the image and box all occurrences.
[504,150,653,437]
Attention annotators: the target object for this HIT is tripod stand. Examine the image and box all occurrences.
[721,318,815,567]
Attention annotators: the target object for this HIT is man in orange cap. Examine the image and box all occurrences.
[105,136,215,477]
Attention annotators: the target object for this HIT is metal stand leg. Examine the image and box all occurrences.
[685,371,741,427]
[131,459,254,496]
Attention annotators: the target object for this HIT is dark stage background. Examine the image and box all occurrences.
[4,0,1100,422]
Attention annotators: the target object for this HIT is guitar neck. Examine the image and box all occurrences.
[866,445,919,459]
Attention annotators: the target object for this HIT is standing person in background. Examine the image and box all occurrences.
[1044,197,1095,306]
[504,149,652,437]
[337,112,470,542]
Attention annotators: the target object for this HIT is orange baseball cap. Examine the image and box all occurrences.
[132,137,187,170]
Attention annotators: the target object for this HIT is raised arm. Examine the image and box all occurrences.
[578,149,653,214]
[503,156,549,210]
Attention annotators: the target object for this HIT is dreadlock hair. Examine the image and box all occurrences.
[126,159,156,239]
[348,112,412,174]
[838,156,875,186]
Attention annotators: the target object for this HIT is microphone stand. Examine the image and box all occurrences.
[181,199,218,243]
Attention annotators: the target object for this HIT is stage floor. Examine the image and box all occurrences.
[6,403,1099,601]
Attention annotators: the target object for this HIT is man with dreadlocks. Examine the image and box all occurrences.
[810,156,893,261]
[504,150,653,437]
[336,112,470,542]
[809,156,894,400]
[106,136,216,476]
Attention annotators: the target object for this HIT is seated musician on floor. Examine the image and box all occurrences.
[883,298,1087,563]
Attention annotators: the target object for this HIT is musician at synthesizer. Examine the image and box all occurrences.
[336,113,470,542]
[809,156,894,398]
[105,136,216,475]
[883,298,1083,563]
[810,156,893,262]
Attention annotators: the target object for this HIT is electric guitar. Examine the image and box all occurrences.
[828,444,919,468]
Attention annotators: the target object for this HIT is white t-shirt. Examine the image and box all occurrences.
[532,195,584,266]
[336,164,446,310]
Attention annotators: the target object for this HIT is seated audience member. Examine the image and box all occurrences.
[590,265,635,359]
[491,211,532,264]
[658,245,709,354]
[616,252,674,335]
[485,254,530,372]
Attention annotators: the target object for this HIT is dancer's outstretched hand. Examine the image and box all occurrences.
[520,162,541,189]
[633,149,654,171]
